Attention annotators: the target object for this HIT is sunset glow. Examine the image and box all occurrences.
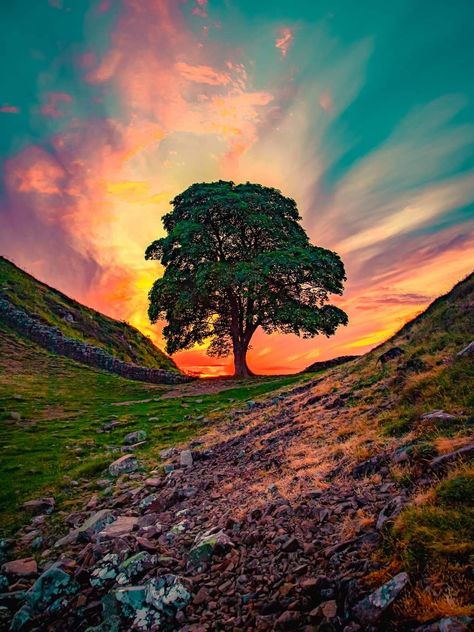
[1,0,473,375]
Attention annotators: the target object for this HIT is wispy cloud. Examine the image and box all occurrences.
[275,27,293,58]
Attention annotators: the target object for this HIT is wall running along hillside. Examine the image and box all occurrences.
[0,298,191,385]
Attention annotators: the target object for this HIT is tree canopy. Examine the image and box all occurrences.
[145,181,348,377]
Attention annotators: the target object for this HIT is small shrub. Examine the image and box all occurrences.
[437,470,474,507]
[71,457,109,478]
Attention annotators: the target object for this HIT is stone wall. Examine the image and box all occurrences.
[0,298,192,385]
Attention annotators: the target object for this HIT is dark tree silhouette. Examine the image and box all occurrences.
[146,181,348,377]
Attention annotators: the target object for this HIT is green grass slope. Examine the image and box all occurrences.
[0,256,177,372]
[0,322,307,531]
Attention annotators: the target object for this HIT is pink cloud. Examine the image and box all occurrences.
[319,91,333,113]
[0,104,19,113]
[41,92,73,118]
[275,27,293,58]
[191,0,208,18]
[6,147,64,197]
[96,0,111,13]
[85,49,122,84]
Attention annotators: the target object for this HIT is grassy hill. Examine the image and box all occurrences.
[0,256,177,372]
[0,321,307,530]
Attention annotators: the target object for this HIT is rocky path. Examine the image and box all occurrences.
[1,376,471,631]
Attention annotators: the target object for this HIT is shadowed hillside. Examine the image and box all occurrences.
[0,257,178,373]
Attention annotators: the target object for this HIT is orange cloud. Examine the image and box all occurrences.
[175,62,230,86]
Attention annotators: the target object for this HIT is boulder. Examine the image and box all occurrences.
[109,455,138,476]
[116,552,156,585]
[188,527,233,568]
[90,554,121,588]
[99,516,138,539]
[10,562,79,630]
[353,572,409,625]
[22,497,55,516]
[53,509,116,547]
[123,430,147,445]
[1,558,37,578]
[179,450,193,468]
[145,574,191,614]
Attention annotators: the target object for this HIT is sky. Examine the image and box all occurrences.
[0,0,473,376]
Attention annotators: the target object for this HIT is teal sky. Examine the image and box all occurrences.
[1,0,473,374]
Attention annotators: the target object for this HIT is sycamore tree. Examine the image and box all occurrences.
[145,181,348,378]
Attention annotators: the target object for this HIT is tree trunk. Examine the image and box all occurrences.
[233,341,254,378]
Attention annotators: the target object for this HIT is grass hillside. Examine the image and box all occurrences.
[0,322,307,531]
[0,256,177,372]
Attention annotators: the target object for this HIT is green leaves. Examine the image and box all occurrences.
[146,180,348,372]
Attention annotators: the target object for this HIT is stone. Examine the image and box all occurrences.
[22,497,55,515]
[276,610,301,629]
[456,341,474,357]
[144,477,161,487]
[90,554,121,588]
[131,607,162,630]
[180,450,193,467]
[188,527,233,568]
[430,443,474,470]
[421,410,460,422]
[320,600,337,618]
[282,536,300,552]
[139,493,161,512]
[8,411,21,421]
[53,509,116,547]
[80,509,116,534]
[123,430,147,445]
[376,497,404,530]
[122,441,147,453]
[193,586,210,605]
[10,562,79,630]
[114,585,147,615]
[99,515,138,539]
[116,552,156,585]
[351,456,384,479]
[353,572,409,625]
[160,448,176,460]
[109,454,138,476]
[145,574,191,614]
[1,558,37,578]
